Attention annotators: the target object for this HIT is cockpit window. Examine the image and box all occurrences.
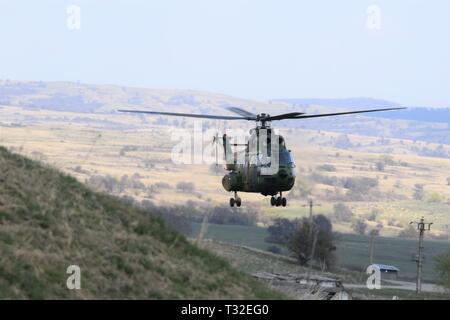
[279,150,293,166]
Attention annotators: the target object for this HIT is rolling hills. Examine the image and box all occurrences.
[0,146,282,299]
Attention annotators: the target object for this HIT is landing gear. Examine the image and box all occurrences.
[270,192,287,207]
[230,192,242,207]
[270,196,276,206]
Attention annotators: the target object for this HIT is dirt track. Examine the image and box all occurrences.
[346,280,446,293]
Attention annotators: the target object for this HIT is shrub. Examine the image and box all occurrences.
[208,205,257,226]
[266,218,298,245]
[352,219,367,235]
[427,192,443,203]
[176,181,195,193]
[435,251,450,289]
[317,164,337,172]
[334,134,353,149]
[413,184,424,200]
[333,203,353,222]
[375,161,385,172]
[288,215,336,270]
[366,209,379,222]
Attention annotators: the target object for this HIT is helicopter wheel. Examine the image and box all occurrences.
[236,197,242,207]
[282,197,287,207]
[229,198,235,207]
[270,196,276,206]
[276,197,282,207]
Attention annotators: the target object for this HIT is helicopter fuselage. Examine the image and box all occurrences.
[221,130,296,197]
[222,159,296,196]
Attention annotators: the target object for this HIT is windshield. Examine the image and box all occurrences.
[279,150,293,166]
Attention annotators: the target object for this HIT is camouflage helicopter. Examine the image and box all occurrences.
[119,106,404,207]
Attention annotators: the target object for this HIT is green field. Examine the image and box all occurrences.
[192,223,450,283]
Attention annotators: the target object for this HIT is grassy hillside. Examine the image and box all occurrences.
[0,146,282,299]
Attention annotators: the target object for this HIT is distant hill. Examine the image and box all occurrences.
[1,80,448,144]
[274,98,450,124]
[273,97,402,109]
[0,80,272,115]
[0,146,281,299]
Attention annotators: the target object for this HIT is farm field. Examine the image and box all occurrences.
[191,222,450,283]
[1,112,450,237]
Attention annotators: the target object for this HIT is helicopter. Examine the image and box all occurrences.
[119,106,405,207]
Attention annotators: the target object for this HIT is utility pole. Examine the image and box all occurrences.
[369,234,375,265]
[302,199,321,224]
[310,229,319,268]
[410,217,433,295]
[302,199,321,268]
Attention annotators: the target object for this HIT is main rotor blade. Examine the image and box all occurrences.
[266,112,306,121]
[288,107,406,120]
[118,109,256,120]
[225,106,257,118]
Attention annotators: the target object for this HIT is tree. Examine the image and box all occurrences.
[287,215,336,270]
[398,225,419,238]
[266,218,298,245]
[333,203,353,222]
[375,161,385,172]
[427,192,443,203]
[413,184,425,200]
[352,219,367,235]
[176,181,195,193]
[334,134,353,149]
[435,251,450,289]
[209,205,257,226]
[317,164,337,172]
[366,209,379,221]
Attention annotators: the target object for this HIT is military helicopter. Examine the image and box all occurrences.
[119,106,404,207]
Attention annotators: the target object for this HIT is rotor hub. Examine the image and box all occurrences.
[256,113,270,121]
[255,113,271,128]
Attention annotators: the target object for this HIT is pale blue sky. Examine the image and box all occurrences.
[0,0,449,107]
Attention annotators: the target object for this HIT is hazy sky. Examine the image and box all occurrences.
[0,0,449,107]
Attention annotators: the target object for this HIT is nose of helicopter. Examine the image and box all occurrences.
[278,169,288,178]
[277,167,296,191]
